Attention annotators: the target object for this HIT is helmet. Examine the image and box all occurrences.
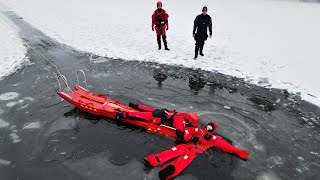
[157,1,162,7]
[207,122,218,133]
[188,112,199,126]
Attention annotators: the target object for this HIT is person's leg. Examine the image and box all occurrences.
[144,144,190,167]
[194,35,201,59]
[155,27,161,50]
[159,151,197,180]
[129,102,157,112]
[161,26,170,51]
[125,112,156,122]
[199,37,205,56]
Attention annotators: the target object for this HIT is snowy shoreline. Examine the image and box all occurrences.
[1,0,319,106]
[0,10,27,81]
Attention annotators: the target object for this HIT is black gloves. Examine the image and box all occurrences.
[152,27,154,31]
[191,137,200,144]
[204,134,212,141]
[166,26,169,31]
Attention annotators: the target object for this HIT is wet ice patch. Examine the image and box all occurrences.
[200,111,265,151]
[267,156,283,168]
[256,171,281,180]
[0,119,10,128]
[10,132,21,143]
[0,159,11,166]
[23,122,41,129]
[64,152,147,179]
[0,92,19,101]
[45,118,77,136]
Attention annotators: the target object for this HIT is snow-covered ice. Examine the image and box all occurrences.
[0,118,9,128]
[0,4,26,80]
[1,0,320,106]
[0,159,11,166]
[0,92,19,101]
[9,132,21,143]
[23,121,41,129]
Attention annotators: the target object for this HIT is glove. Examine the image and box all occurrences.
[204,134,212,141]
[152,27,154,31]
[191,137,200,144]
[166,26,169,31]
[238,150,249,159]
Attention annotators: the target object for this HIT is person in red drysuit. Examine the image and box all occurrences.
[144,122,249,180]
[116,102,199,142]
[152,1,170,50]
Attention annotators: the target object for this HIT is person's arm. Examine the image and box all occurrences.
[208,15,212,36]
[174,117,192,142]
[212,136,249,159]
[193,15,199,35]
[164,10,169,28]
[151,12,155,30]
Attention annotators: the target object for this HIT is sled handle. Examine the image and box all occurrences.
[57,75,72,93]
[76,70,88,89]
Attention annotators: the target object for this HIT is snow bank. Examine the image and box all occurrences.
[2,0,320,106]
[0,5,26,80]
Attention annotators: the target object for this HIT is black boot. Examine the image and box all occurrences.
[194,45,199,59]
[163,35,170,51]
[129,102,139,109]
[115,111,123,121]
[157,35,161,50]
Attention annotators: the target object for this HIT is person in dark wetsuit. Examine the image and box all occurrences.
[116,103,199,142]
[152,1,170,50]
[193,6,212,59]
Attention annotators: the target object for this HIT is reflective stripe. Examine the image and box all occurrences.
[172,147,177,151]
[184,155,188,159]
[195,128,198,132]
[185,130,189,134]
[212,135,216,140]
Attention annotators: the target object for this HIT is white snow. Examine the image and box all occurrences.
[1,0,320,106]
[0,92,19,101]
[0,3,26,80]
